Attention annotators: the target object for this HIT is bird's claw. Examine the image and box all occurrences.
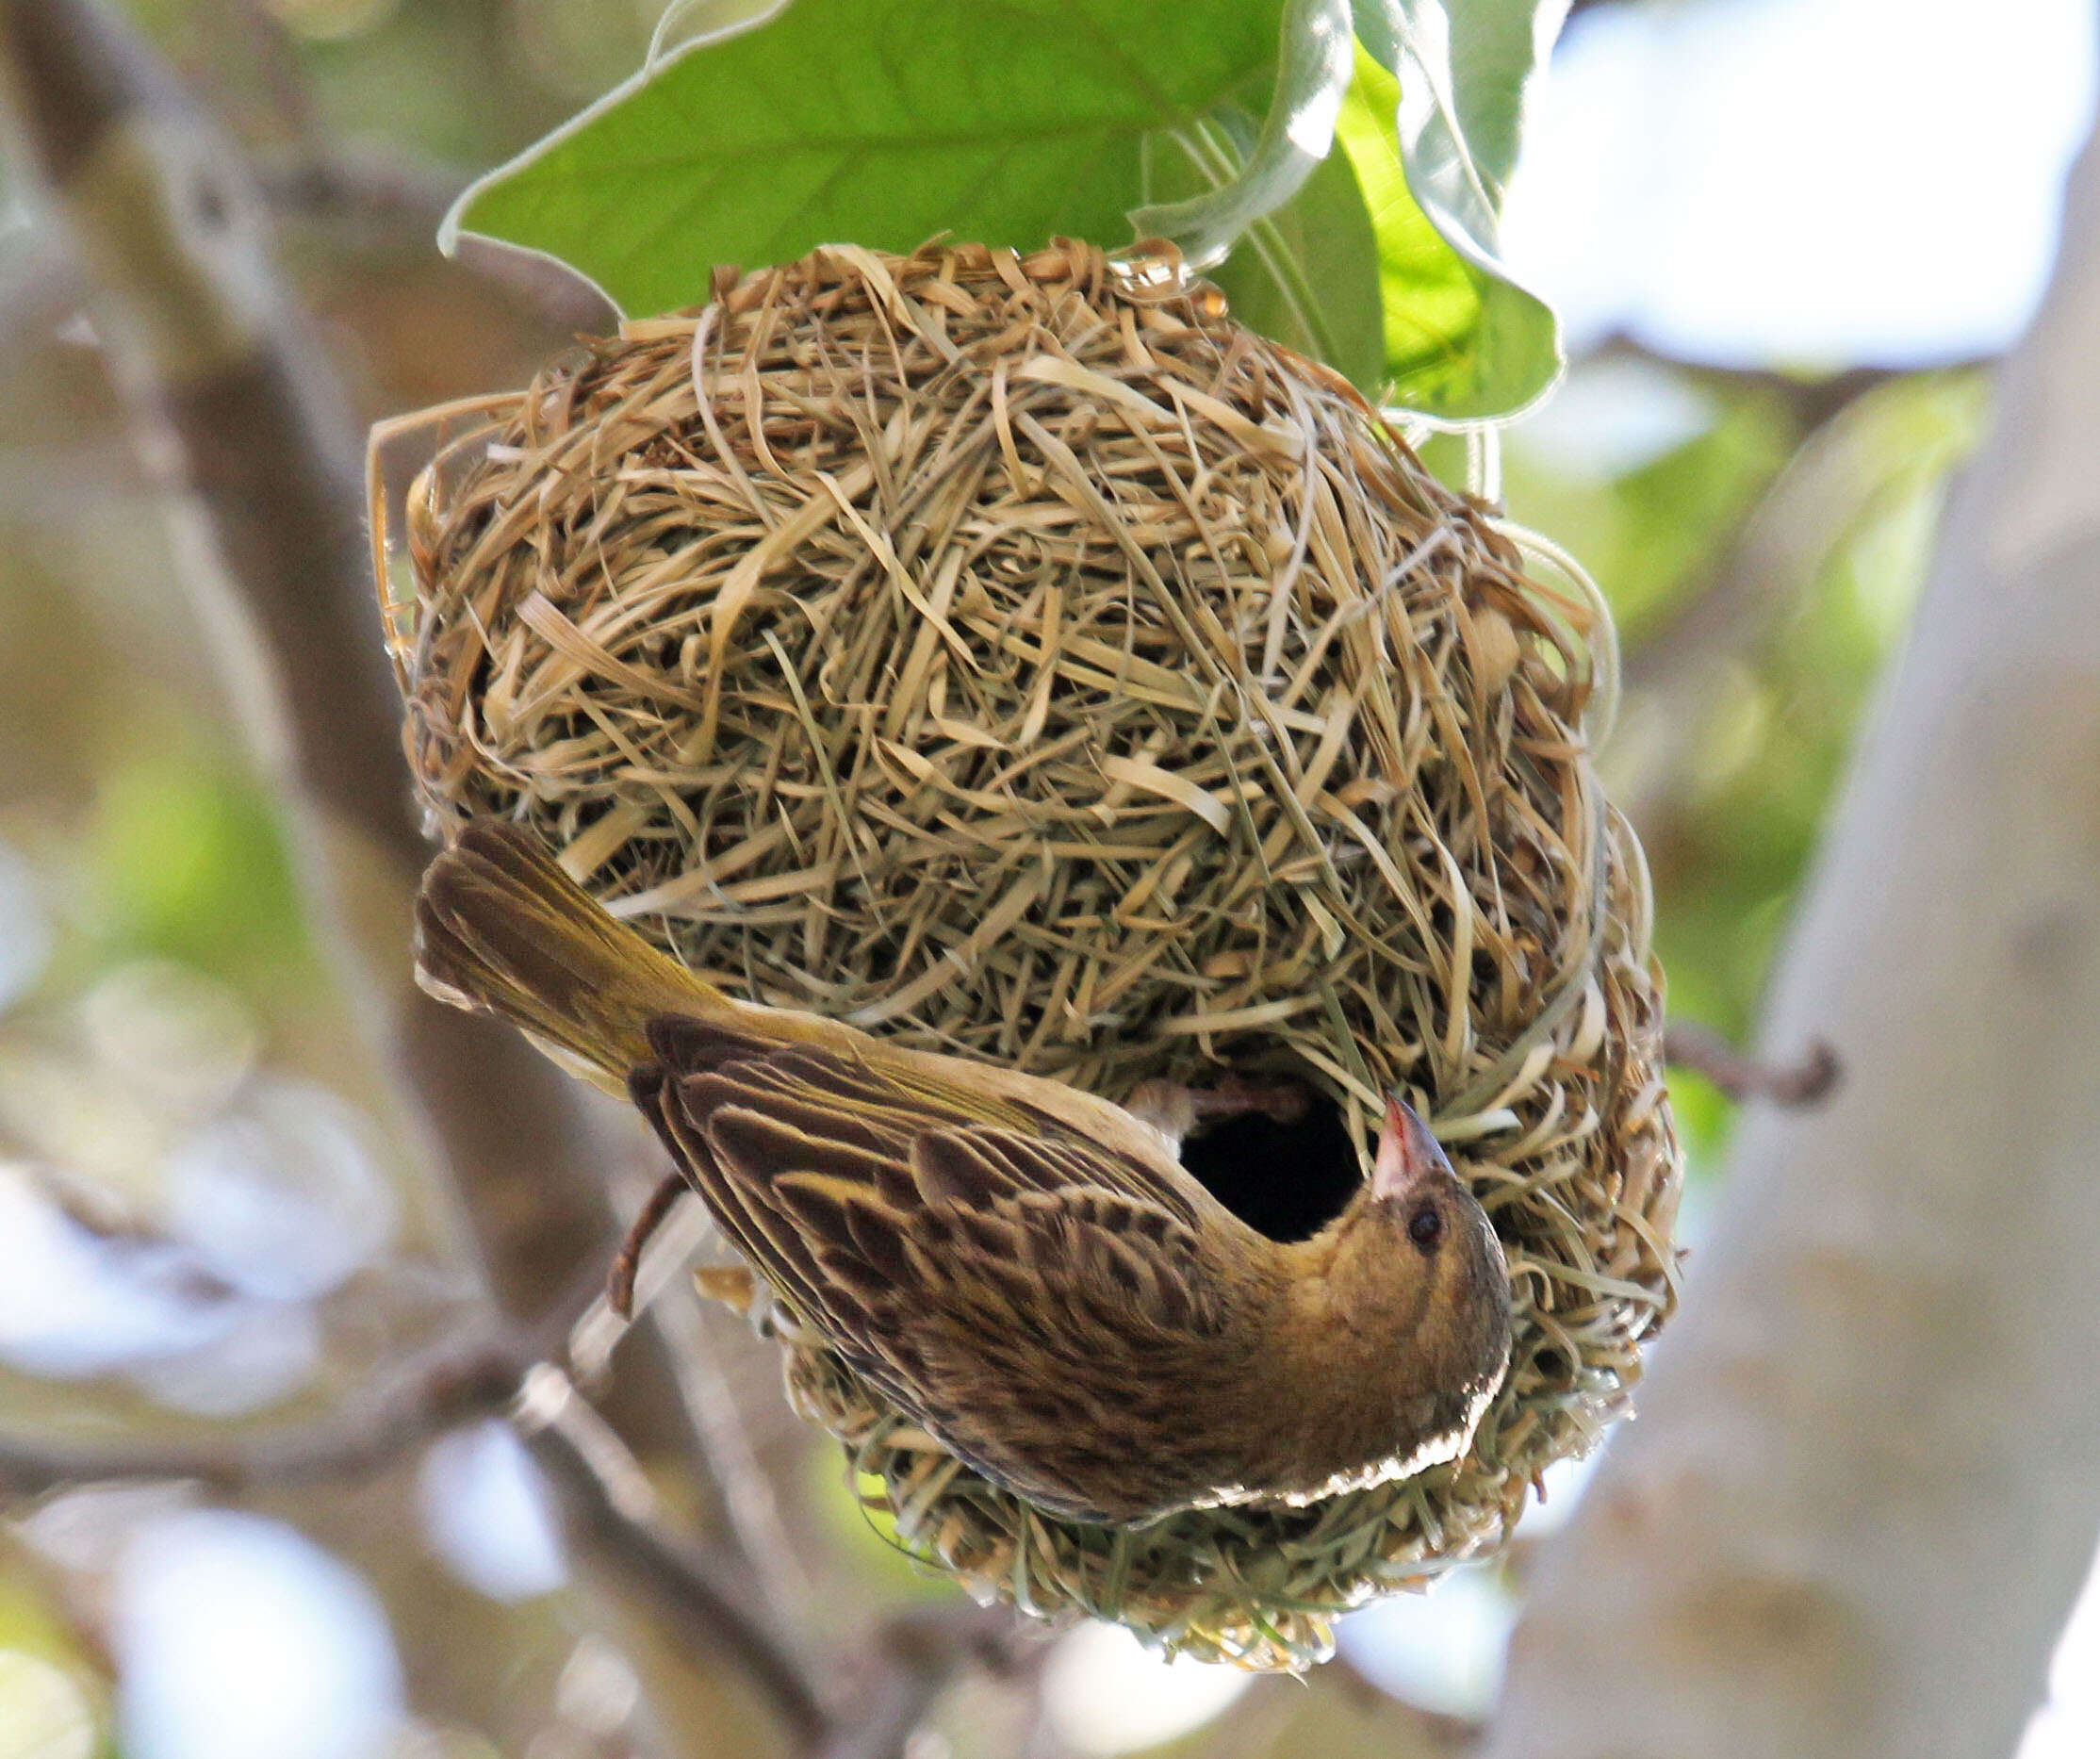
[1192,1074,1311,1126]
[1124,1072,1314,1146]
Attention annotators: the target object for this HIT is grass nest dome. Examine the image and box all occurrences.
[372,238,1681,1669]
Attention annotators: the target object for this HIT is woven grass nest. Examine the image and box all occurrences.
[371,238,1681,1669]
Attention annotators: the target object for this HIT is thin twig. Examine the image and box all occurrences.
[0,1269,596,1496]
[516,1365,831,1749]
[646,1276,820,1619]
[0,9,1021,1758]
[812,1603,1030,1759]
[1665,1021,1841,1106]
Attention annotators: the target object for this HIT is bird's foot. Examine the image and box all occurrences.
[607,1170,689,1318]
[693,1262,759,1314]
[1186,1073,1312,1126]
[1124,1072,1313,1147]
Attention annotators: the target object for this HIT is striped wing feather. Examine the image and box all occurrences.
[632,1021,1244,1520]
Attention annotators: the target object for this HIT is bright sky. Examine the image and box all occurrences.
[2021,1544,2100,1759]
[1502,0,2100,366]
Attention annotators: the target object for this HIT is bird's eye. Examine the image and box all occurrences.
[1407,1204,1442,1250]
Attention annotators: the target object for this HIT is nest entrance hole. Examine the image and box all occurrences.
[1178,1070,1359,1244]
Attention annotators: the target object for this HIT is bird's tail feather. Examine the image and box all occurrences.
[415,820,723,1083]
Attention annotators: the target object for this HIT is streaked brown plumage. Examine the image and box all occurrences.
[416,821,1514,1526]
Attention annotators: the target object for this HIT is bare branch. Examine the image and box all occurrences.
[1583,337,1990,829]
[516,1366,831,1750]
[1598,334,1990,706]
[812,1603,1032,1759]
[645,1276,820,1619]
[0,0,613,1329]
[1591,333,1918,433]
[0,1319,515,1498]
[1664,1022,1841,1106]
[261,142,615,335]
[0,0,821,1733]
[0,1323,838,1753]
[0,12,1016,1756]
[0,1269,599,1497]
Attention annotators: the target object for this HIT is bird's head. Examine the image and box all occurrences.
[1326,1094,1514,1452]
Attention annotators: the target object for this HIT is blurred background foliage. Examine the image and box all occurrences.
[0,1,2092,1757]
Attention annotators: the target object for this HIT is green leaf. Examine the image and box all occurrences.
[443,0,1288,318]
[1337,32,1558,418]
[1206,144,1386,394]
[1356,1,1567,205]
[1136,111,1385,394]
[1129,0,1355,270]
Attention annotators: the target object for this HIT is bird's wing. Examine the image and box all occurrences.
[642,1014,1209,1225]
[632,1023,1252,1521]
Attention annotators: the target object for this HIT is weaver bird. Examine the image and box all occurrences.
[416,822,1513,1525]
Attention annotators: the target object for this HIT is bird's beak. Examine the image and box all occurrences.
[1371,1093,1454,1199]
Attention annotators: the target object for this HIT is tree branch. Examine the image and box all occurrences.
[262,140,615,335]
[1583,336,1990,827]
[1601,335,1988,703]
[0,1315,526,1496]
[516,1365,831,1750]
[1664,1023,1840,1106]
[0,0,610,1358]
[1486,107,2100,1759]
[0,1304,834,1752]
[0,10,1004,1755]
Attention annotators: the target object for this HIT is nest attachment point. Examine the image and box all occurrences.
[372,238,1682,1669]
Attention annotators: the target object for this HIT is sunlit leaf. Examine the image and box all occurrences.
[1338,33,1559,418]
[448,0,1563,419]
[1207,145,1386,394]
[443,0,1288,317]
[1139,112,1385,393]
[1130,0,1355,269]
[1358,0,1568,225]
